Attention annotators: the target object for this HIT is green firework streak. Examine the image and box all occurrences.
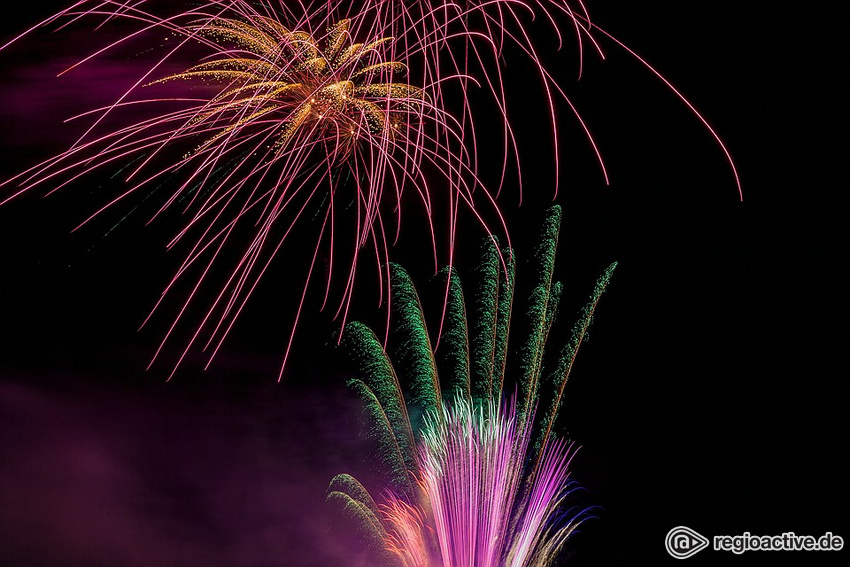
[388,263,440,436]
[434,266,471,406]
[469,236,502,406]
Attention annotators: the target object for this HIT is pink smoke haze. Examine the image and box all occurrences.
[0,373,369,567]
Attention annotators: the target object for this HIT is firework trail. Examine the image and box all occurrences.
[328,206,617,565]
[1,1,509,379]
[319,0,742,200]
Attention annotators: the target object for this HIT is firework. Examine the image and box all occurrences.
[1,2,505,378]
[407,396,583,566]
[1,0,739,379]
[328,206,616,565]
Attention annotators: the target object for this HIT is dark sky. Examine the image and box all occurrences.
[1,2,846,566]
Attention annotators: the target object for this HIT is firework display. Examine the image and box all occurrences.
[4,1,841,566]
[328,206,616,565]
[0,3,740,562]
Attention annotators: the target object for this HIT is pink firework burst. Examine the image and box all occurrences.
[1,1,507,379]
[380,396,586,567]
[1,0,742,379]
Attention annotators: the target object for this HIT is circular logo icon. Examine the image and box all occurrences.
[665,526,709,559]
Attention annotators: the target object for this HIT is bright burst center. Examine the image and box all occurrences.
[153,17,427,164]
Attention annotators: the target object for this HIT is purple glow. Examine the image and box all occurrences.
[0,374,370,567]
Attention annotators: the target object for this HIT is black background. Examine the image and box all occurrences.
[1,2,845,566]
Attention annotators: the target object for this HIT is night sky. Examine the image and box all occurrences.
[1,2,846,566]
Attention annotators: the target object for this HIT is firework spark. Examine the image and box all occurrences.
[328,206,616,566]
[1,2,505,378]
